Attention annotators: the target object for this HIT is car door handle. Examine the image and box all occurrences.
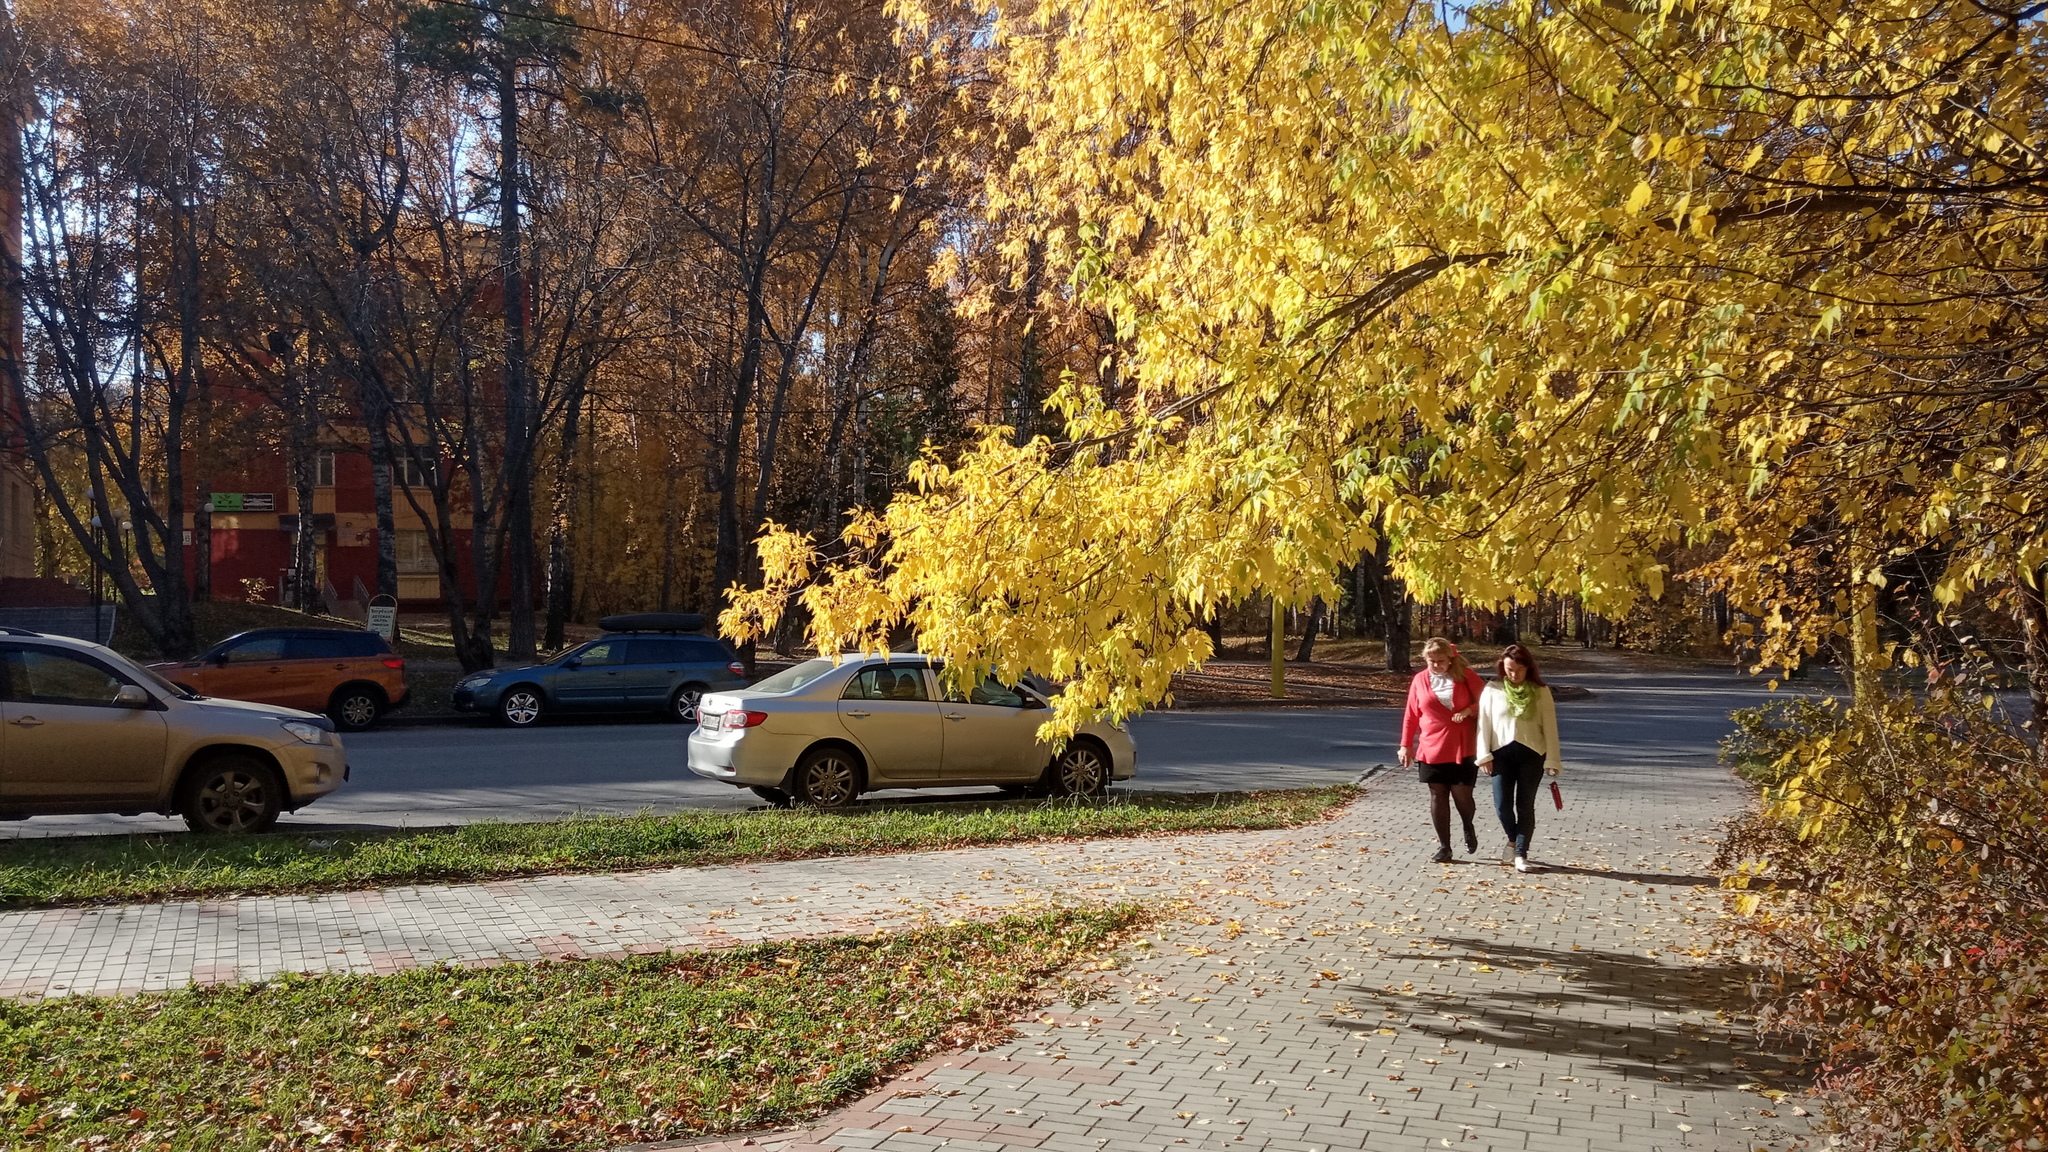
[11,715,42,727]
[844,709,871,719]
[943,712,968,721]
[267,666,284,673]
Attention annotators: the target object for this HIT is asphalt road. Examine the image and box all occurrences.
[0,668,1811,838]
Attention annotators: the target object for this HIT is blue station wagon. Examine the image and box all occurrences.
[451,615,748,727]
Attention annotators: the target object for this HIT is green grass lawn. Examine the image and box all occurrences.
[0,787,1352,908]
[0,907,1146,1151]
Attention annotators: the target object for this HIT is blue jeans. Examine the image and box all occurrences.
[1489,741,1546,857]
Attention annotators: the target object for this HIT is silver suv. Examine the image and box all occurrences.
[0,629,348,833]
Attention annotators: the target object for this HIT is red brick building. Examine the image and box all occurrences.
[190,433,511,612]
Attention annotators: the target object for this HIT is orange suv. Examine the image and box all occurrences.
[152,628,409,731]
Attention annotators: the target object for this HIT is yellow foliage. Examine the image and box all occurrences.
[731,0,2048,729]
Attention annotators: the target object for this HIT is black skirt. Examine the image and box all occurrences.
[1417,757,1477,787]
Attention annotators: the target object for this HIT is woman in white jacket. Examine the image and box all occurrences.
[1475,643,1562,873]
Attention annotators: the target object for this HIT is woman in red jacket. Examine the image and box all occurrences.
[1398,637,1488,863]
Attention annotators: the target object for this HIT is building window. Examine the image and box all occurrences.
[396,529,437,575]
[379,455,436,488]
[315,450,336,488]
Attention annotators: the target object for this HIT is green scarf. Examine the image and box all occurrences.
[1501,679,1536,719]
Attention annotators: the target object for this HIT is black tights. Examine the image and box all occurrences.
[1429,783,1476,846]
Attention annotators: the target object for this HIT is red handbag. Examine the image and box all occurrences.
[1549,782,1564,810]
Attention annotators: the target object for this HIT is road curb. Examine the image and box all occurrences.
[374,713,484,729]
[1166,684,1592,710]
[367,685,1589,731]
[1167,696,1397,710]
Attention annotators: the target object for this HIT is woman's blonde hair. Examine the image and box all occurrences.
[1421,636,1469,677]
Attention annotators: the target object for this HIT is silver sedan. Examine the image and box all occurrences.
[687,654,1136,807]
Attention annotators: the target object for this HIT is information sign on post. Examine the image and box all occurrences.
[365,594,399,642]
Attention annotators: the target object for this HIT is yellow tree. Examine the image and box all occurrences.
[727,0,2048,737]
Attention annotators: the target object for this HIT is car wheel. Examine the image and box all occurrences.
[179,755,285,834]
[328,686,384,732]
[787,747,862,809]
[498,686,545,727]
[749,785,792,807]
[670,684,706,724]
[1043,740,1110,798]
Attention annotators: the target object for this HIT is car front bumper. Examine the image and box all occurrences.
[450,683,495,713]
[277,740,349,809]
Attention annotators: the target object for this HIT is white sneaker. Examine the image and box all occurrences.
[1514,857,1531,873]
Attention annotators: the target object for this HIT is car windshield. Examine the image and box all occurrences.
[137,664,202,700]
[553,642,600,665]
[90,642,202,700]
[748,658,841,695]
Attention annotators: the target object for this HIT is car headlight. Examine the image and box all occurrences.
[280,720,329,745]
[458,674,490,688]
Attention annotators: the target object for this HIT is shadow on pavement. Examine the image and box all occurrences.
[1534,863,1722,887]
[1335,936,1810,1091]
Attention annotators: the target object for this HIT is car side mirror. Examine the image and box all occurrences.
[113,684,151,708]
[562,657,582,670]
[1021,695,1048,710]
[212,652,230,666]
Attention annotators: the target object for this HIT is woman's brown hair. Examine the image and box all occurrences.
[1496,643,1546,686]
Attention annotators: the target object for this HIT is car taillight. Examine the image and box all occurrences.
[722,710,768,732]
[727,661,746,676]
[382,657,405,670]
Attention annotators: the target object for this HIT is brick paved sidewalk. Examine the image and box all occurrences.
[0,824,1301,999]
[637,761,1816,1152]
[1,756,1816,1151]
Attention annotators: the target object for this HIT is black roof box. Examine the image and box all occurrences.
[599,612,706,634]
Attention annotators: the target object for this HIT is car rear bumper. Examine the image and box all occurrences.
[687,728,800,788]
[1102,728,1137,780]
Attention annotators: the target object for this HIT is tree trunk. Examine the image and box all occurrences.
[1294,596,1325,662]
[497,48,536,660]
[365,407,398,598]
[1362,535,1412,671]
[192,375,212,602]
[658,453,678,612]
[1352,563,1374,637]
[2015,562,2048,768]
[283,348,319,613]
[154,178,199,656]
[543,374,586,650]
[713,293,768,604]
[1269,597,1285,698]
[1847,528,1887,703]
[1012,239,1045,445]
